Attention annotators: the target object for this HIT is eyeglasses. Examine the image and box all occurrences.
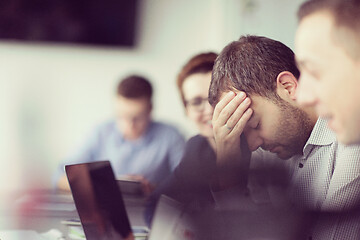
[185,97,210,112]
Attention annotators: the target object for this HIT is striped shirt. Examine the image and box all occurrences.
[215,118,360,239]
[286,118,360,239]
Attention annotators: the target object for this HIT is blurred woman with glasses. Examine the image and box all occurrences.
[144,52,218,226]
[178,53,216,145]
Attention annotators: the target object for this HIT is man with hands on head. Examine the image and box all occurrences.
[209,35,360,239]
[210,35,316,195]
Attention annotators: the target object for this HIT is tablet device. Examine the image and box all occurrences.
[116,177,143,196]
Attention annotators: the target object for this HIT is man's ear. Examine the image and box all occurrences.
[276,71,298,101]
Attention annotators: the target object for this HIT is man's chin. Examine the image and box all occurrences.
[337,130,360,145]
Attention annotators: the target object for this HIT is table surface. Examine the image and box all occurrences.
[0,189,147,239]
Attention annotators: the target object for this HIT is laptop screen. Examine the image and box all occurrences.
[65,161,133,240]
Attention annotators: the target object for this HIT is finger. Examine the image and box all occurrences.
[216,92,247,126]
[225,97,252,130]
[213,91,236,121]
[231,107,253,135]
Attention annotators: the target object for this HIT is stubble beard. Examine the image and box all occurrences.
[274,100,313,159]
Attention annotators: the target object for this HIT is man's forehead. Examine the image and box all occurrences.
[296,11,334,59]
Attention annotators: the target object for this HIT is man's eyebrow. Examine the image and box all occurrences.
[296,56,318,68]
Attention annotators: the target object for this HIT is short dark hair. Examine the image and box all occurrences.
[298,0,360,25]
[117,75,153,100]
[177,52,218,106]
[298,0,360,60]
[209,35,300,107]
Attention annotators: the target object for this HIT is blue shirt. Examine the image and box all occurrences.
[54,120,186,186]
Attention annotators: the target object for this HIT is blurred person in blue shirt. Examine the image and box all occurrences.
[54,75,186,194]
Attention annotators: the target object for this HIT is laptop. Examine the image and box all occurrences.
[65,160,148,240]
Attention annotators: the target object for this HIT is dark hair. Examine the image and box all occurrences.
[209,35,300,107]
[117,75,153,100]
[177,52,218,106]
[298,0,330,20]
[298,0,360,24]
[298,0,360,59]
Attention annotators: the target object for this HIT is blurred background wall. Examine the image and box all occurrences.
[0,0,305,192]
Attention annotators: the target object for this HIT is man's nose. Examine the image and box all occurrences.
[125,118,137,127]
[244,130,263,152]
